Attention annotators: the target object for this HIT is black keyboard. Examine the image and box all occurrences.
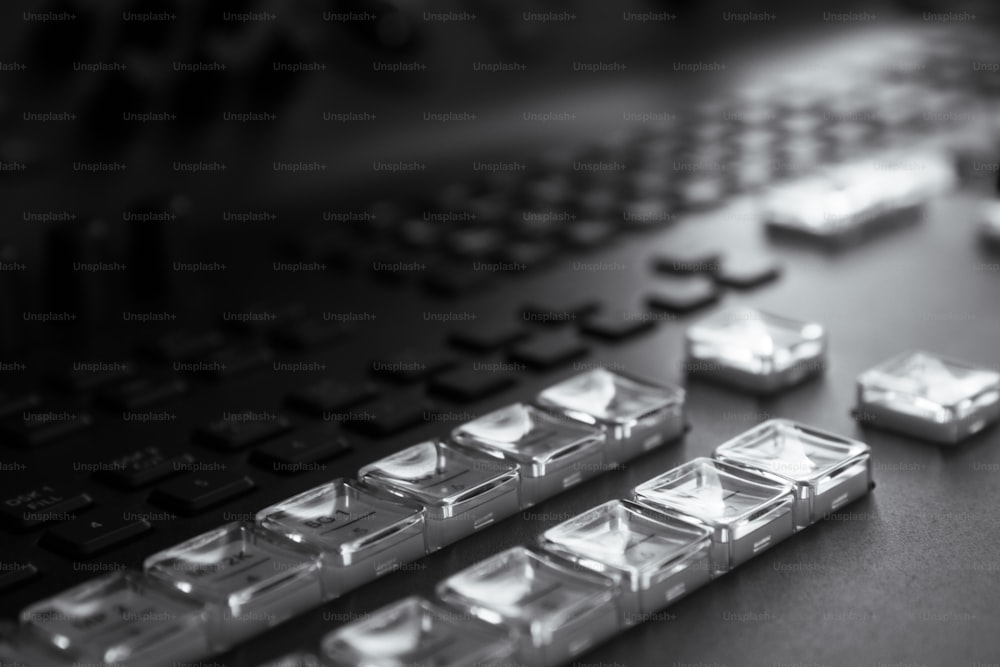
[2,2,1000,666]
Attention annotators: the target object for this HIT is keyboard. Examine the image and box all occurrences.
[2,3,1000,665]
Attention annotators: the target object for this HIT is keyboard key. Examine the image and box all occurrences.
[322,597,517,667]
[144,327,224,361]
[633,458,795,573]
[685,308,827,393]
[422,262,492,296]
[0,562,38,592]
[285,379,380,416]
[452,403,605,507]
[0,392,38,420]
[95,447,195,489]
[450,320,528,351]
[360,440,519,550]
[257,480,426,598]
[537,369,686,464]
[20,571,208,665]
[496,239,557,269]
[714,253,782,288]
[647,275,719,313]
[713,419,872,528]
[522,298,598,325]
[343,390,434,437]
[145,523,323,650]
[151,472,255,515]
[371,348,457,382]
[564,219,617,248]
[52,361,134,393]
[855,351,1000,444]
[653,245,721,274]
[42,507,151,557]
[541,500,713,619]
[202,343,274,381]
[509,331,588,369]
[272,318,349,350]
[251,424,352,473]
[429,363,518,402]
[0,484,93,529]
[436,547,620,667]
[581,310,656,340]
[98,373,187,410]
[195,414,293,451]
[0,408,92,448]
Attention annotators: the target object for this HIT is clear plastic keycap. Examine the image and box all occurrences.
[19,570,209,667]
[540,500,712,623]
[535,369,685,464]
[436,546,620,667]
[712,419,872,528]
[855,350,1000,444]
[359,439,519,551]
[144,522,323,649]
[256,480,426,598]
[451,403,605,507]
[633,458,795,573]
[685,308,826,393]
[322,596,517,667]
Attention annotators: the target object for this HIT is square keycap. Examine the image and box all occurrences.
[685,308,826,393]
[713,419,872,528]
[855,350,1000,444]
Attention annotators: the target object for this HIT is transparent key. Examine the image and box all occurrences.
[540,500,712,623]
[436,546,619,667]
[685,308,826,393]
[451,403,606,508]
[322,596,517,667]
[856,350,1000,444]
[256,480,426,598]
[20,570,208,667]
[632,458,795,573]
[535,369,685,464]
[144,522,323,650]
[713,419,872,528]
[359,439,519,551]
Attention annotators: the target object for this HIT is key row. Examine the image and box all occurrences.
[304,418,876,667]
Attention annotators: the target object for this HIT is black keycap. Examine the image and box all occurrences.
[422,262,492,296]
[95,447,195,489]
[42,507,151,558]
[522,299,598,325]
[251,424,352,473]
[223,303,306,334]
[0,484,93,529]
[272,319,349,351]
[0,393,38,420]
[0,562,38,592]
[653,245,722,274]
[286,379,380,416]
[0,409,92,448]
[372,348,457,382]
[202,343,274,381]
[343,391,434,437]
[715,254,783,288]
[52,362,134,393]
[496,240,557,269]
[195,415,292,451]
[144,328,224,362]
[450,321,529,352]
[99,374,187,410]
[509,332,588,369]
[647,276,720,313]
[446,228,505,259]
[430,364,518,402]
[564,219,617,248]
[151,472,255,515]
[581,311,656,340]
